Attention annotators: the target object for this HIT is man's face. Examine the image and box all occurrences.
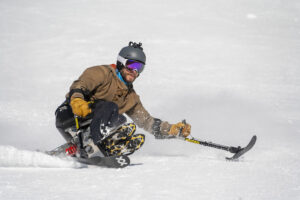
[121,67,139,83]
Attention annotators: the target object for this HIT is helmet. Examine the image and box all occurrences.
[117,41,146,72]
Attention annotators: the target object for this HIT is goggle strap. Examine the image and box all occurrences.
[117,55,127,66]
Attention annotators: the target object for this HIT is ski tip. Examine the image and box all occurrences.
[251,135,257,143]
[226,135,257,161]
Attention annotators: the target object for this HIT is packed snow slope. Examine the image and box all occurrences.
[1,0,300,199]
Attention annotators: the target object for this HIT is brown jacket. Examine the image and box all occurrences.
[67,65,172,137]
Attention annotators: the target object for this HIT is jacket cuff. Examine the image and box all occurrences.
[152,118,162,137]
[69,89,85,101]
[70,93,84,101]
[152,118,173,139]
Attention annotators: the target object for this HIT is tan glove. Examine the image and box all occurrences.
[168,122,191,137]
[70,98,92,117]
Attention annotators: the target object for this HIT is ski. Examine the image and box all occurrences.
[226,135,257,161]
[74,154,130,168]
[46,143,130,168]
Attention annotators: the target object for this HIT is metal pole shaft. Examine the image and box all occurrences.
[184,138,239,153]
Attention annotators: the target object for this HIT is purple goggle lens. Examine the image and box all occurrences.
[126,60,145,74]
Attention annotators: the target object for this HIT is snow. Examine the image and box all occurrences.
[1,0,300,199]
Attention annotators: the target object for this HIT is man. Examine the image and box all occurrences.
[55,41,191,157]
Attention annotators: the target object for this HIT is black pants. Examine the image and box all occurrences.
[90,101,126,143]
[55,100,126,144]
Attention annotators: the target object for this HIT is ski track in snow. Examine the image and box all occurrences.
[1,0,300,199]
[0,146,82,168]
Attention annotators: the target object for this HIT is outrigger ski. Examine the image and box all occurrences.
[178,120,257,161]
[180,135,257,161]
[46,143,130,168]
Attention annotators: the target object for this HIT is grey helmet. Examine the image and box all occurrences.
[117,41,146,72]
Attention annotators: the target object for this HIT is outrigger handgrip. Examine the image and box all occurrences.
[178,119,257,160]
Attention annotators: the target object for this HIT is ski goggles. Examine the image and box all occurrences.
[117,55,145,74]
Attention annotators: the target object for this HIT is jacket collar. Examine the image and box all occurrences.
[110,64,133,90]
[116,69,129,86]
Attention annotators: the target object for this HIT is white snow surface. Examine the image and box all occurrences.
[1,0,300,199]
